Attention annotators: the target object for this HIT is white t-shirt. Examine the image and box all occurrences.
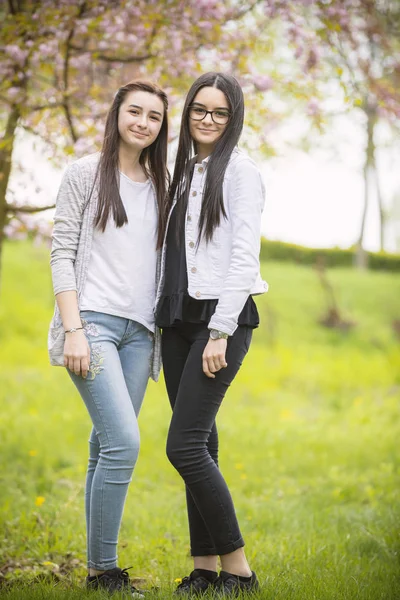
[80,172,158,331]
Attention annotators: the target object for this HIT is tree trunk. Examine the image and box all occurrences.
[375,166,385,251]
[0,104,20,289]
[355,103,377,269]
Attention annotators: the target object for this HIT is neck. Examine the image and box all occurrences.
[118,142,142,176]
[196,143,213,163]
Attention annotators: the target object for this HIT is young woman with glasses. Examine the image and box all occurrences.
[48,80,169,597]
[155,72,268,596]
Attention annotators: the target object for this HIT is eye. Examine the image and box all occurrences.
[193,107,205,114]
[129,109,140,115]
[215,111,229,117]
[150,115,161,121]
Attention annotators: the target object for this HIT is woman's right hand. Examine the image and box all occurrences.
[64,330,91,378]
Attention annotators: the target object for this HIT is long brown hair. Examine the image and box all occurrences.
[95,80,169,249]
[170,72,244,243]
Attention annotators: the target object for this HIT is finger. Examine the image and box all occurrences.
[68,357,74,372]
[81,358,89,379]
[64,355,68,368]
[202,357,215,379]
[73,357,81,376]
[212,358,222,372]
[207,357,218,374]
[219,354,228,368]
[215,353,228,370]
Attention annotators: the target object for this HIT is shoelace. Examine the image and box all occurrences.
[115,567,132,582]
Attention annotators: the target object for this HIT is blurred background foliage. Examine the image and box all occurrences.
[1,0,400,278]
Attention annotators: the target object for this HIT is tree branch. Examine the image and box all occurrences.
[69,44,156,63]
[7,0,17,15]
[31,101,65,112]
[62,2,87,143]
[7,203,55,214]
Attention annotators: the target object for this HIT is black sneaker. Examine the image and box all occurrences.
[86,567,145,597]
[174,569,217,595]
[215,570,259,596]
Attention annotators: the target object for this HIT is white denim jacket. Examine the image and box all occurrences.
[156,148,268,335]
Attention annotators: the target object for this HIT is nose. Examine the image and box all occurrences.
[136,114,148,128]
[202,112,213,125]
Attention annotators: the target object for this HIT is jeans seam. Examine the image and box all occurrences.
[83,381,113,570]
[187,335,238,554]
[204,383,236,549]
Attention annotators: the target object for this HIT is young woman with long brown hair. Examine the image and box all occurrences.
[155,72,268,596]
[48,80,169,596]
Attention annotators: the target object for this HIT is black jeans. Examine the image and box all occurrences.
[162,322,252,556]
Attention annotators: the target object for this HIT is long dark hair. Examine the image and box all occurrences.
[170,72,244,243]
[95,80,169,249]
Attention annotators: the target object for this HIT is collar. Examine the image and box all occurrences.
[192,154,210,167]
[193,146,239,167]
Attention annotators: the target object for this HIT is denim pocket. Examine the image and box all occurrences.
[79,311,104,379]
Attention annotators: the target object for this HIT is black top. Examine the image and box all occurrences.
[155,206,259,329]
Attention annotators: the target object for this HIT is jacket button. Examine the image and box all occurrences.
[187,215,192,222]
[191,267,197,273]
[192,191,197,196]
[189,241,195,248]
[195,291,201,298]
[198,166,204,173]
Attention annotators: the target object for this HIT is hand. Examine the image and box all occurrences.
[202,338,228,379]
[64,330,91,378]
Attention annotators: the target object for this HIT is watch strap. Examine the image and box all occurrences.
[209,329,229,340]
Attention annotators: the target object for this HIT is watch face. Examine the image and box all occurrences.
[210,330,218,339]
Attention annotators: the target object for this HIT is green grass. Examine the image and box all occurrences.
[0,240,399,599]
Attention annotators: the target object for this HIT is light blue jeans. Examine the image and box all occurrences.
[69,310,153,570]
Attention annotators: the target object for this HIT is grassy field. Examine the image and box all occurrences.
[0,240,399,599]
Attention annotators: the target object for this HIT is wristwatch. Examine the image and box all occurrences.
[209,329,229,340]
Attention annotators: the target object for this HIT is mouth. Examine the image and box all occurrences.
[197,128,217,133]
[130,130,149,138]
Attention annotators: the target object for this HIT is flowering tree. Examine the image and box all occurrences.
[1,0,399,283]
[258,0,400,263]
[309,0,400,264]
[1,0,269,282]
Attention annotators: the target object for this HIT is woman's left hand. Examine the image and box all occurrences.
[202,338,228,378]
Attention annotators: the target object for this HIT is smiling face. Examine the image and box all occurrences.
[117,90,164,151]
[188,86,230,155]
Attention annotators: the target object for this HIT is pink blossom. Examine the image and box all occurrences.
[172,37,182,53]
[295,46,304,59]
[7,87,20,99]
[305,46,319,70]
[307,97,320,116]
[198,21,214,31]
[5,44,29,65]
[253,75,274,92]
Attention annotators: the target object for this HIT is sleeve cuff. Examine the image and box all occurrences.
[208,316,238,336]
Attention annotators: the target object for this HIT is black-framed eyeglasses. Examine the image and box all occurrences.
[188,105,231,125]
